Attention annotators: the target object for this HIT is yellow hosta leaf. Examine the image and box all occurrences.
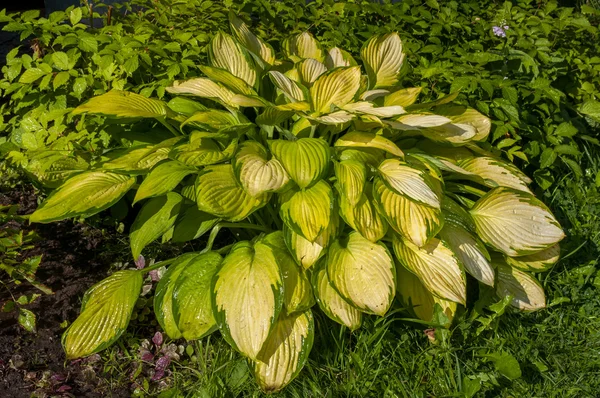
[335,131,403,158]
[384,87,423,107]
[209,32,257,87]
[396,264,457,323]
[253,310,314,393]
[337,147,385,168]
[458,156,532,193]
[438,223,494,286]
[387,113,452,130]
[505,243,560,272]
[325,47,356,69]
[327,232,396,316]
[280,181,332,242]
[342,101,406,118]
[339,186,388,243]
[309,110,355,125]
[259,232,315,315]
[373,178,442,247]
[167,78,236,107]
[269,71,307,102]
[313,261,362,330]
[234,141,291,197]
[334,159,367,205]
[72,90,172,119]
[283,32,324,62]
[30,171,135,223]
[195,164,269,221]
[310,66,361,114]
[134,161,196,204]
[283,210,338,270]
[199,65,256,95]
[496,260,546,311]
[171,138,238,167]
[361,33,405,89]
[213,241,284,359]
[62,270,142,358]
[378,159,442,208]
[434,104,491,141]
[172,252,222,340]
[422,123,477,145]
[269,138,330,189]
[393,236,466,305]
[470,188,565,256]
[229,12,276,66]
[297,58,327,87]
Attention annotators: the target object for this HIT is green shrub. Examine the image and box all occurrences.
[25,14,566,392]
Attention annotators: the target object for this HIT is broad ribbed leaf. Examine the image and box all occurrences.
[384,87,422,107]
[26,154,89,188]
[280,181,332,242]
[434,104,491,141]
[342,101,405,117]
[180,110,247,132]
[373,178,442,247]
[313,261,361,330]
[229,12,275,66]
[269,138,330,189]
[334,159,366,205]
[438,223,494,286]
[213,241,284,359]
[396,264,456,323]
[103,137,182,173]
[130,193,182,259]
[167,78,236,107]
[393,235,466,304]
[30,172,135,223]
[422,123,477,145]
[505,243,560,272]
[310,66,361,114]
[470,188,565,256]
[387,113,452,130]
[209,32,256,87]
[172,205,220,243]
[327,232,396,316]
[171,138,237,167]
[496,261,546,311]
[269,71,307,102]
[361,33,405,89]
[72,90,171,119]
[458,157,532,193]
[172,252,222,340]
[378,159,442,208]
[134,161,196,204]
[195,164,268,221]
[261,232,314,315]
[283,32,324,62]
[338,147,385,167]
[325,47,356,69]
[234,141,291,197]
[297,58,327,87]
[199,65,255,95]
[441,196,476,232]
[155,254,201,339]
[62,270,142,358]
[310,110,355,125]
[339,186,388,243]
[253,310,314,393]
[335,131,403,158]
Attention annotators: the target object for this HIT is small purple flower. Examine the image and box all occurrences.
[152,331,163,347]
[151,356,171,381]
[135,255,146,269]
[493,26,507,38]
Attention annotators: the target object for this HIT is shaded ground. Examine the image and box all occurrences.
[0,186,129,397]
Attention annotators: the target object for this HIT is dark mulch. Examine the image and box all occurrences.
[0,186,129,397]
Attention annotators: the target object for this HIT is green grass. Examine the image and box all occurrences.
[94,144,600,398]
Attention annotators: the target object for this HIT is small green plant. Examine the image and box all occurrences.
[26,13,565,392]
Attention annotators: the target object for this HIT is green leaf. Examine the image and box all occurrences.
[172,205,220,243]
[18,308,37,333]
[72,91,172,119]
[280,181,332,242]
[269,138,330,189]
[195,164,269,221]
[172,252,222,340]
[335,131,403,158]
[579,100,600,122]
[199,65,255,95]
[63,270,142,358]
[327,232,396,316]
[155,254,201,339]
[252,310,314,393]
[19,68,47,84]
[130,193,183,259]
[484,352,522,380]
[52,51,70,70]
[53,71,70,90]
[70,8,82,25]
[213,240,284,360]
[134,161,196,204]
[30,172,136,223]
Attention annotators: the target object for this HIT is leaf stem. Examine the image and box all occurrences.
[202,222,272,253]
[139,257,178,274]
[158,117,181,136]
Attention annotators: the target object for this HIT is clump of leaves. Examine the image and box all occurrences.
[27,14,564,392]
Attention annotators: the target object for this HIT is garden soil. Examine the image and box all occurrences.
[0,187,129,397]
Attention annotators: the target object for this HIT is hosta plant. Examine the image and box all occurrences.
[28,13,565,392]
